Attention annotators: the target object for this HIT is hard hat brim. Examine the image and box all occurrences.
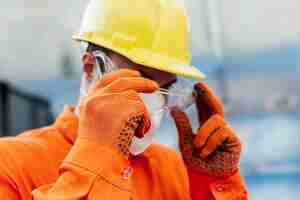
[73,33,206,81]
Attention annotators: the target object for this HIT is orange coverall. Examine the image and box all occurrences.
[0,106,248,199]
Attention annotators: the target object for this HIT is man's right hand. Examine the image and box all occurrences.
[78,69,159,158]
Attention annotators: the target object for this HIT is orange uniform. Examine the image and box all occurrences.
[0,106,248,199]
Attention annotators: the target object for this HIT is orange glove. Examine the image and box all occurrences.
[79,69,159,158]
[171,83,241,177]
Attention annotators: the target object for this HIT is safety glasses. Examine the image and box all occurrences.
[80,44,196,112]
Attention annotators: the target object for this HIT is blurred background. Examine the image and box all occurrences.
[1,0,300,199]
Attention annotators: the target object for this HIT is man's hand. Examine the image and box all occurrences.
[78,69,159,158]
[171,83,241,177]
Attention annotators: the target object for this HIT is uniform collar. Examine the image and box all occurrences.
[54,105,78,144]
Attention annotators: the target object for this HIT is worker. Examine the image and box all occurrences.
[0,0,249,199]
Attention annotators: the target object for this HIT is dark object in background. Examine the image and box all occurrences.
[0,81,53,136]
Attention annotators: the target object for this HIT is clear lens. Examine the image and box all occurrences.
[156,77,196,113]
[122,76,196,156]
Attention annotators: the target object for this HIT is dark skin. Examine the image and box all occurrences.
[85,43,177,89]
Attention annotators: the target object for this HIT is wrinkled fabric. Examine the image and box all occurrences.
[0,106,248,200]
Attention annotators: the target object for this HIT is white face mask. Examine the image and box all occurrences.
[129,92,165,155]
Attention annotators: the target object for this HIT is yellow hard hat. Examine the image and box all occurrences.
[73,0,206,80]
